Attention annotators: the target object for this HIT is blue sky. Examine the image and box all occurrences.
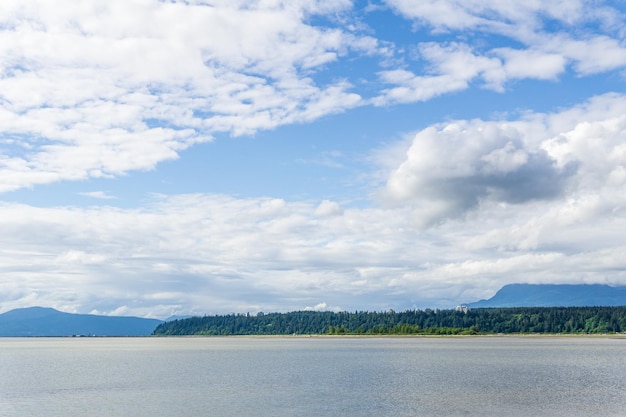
[1,0,626,318]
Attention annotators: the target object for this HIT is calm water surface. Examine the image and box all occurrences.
[0,336,625,417]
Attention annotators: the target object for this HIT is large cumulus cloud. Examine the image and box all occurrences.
[382,121,573,227]
[381,94,626,229]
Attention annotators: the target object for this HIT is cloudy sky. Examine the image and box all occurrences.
[1,0,626,318]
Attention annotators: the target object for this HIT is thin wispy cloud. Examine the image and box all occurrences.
[78,191,117,200]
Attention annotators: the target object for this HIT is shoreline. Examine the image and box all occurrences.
[150,332,626,339]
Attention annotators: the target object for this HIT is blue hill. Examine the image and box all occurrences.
[0,307,163,336]
[467,284,626,308]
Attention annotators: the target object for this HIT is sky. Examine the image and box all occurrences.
[1,0,626,319]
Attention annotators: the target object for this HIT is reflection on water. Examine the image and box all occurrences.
[1,336,625,417]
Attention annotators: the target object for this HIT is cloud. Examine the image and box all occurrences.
[55,250,108,265]
[380,93,626,228]
[0,0,381,192]
[1,0,625,195]
[384,0,592,37]
[380,122,576,227]
[544,34,626,75]
[494,48,566,80]
[0,196,424,316]
[314,200,344,217]
[303,302,342,312]
[78,191,117,200]
[296,150,345,168]
[374,33,626,106]
[374,1,626,104]
[374,42,506,104]
[1,3,626,318]
[2,91,626,318]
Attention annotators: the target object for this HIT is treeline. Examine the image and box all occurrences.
[152,306,626,336]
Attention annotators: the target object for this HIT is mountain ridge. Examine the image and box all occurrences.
[466,283,626,308]
[0,306,163,336]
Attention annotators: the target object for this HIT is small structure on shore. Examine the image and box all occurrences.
[456,305,470,314]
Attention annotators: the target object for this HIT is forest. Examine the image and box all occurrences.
[153,306,626,336]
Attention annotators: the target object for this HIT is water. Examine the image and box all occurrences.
[1,336,625,417]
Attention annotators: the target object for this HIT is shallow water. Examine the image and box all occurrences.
[1,336,625,417]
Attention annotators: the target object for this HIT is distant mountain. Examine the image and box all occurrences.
[467,284,626,308]
[0,307,163,336]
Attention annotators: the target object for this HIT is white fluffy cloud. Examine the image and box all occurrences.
[314,199,344,217]
[381,121,571,227]
[381,93,626,227]
[0,196,421,316]
[1,0,625,192]
[376,1,626,104]
[0,0,375,192]
[1,0,625,193]
[374,43,506,104]
[1,94,625,317]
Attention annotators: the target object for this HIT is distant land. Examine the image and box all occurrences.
[154,306,626,335]
[466,284,626,308]
[4,284,626,337]
[153,284,626,336]
[0,307,163,337]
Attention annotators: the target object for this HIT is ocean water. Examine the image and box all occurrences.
[0,336,625,417]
